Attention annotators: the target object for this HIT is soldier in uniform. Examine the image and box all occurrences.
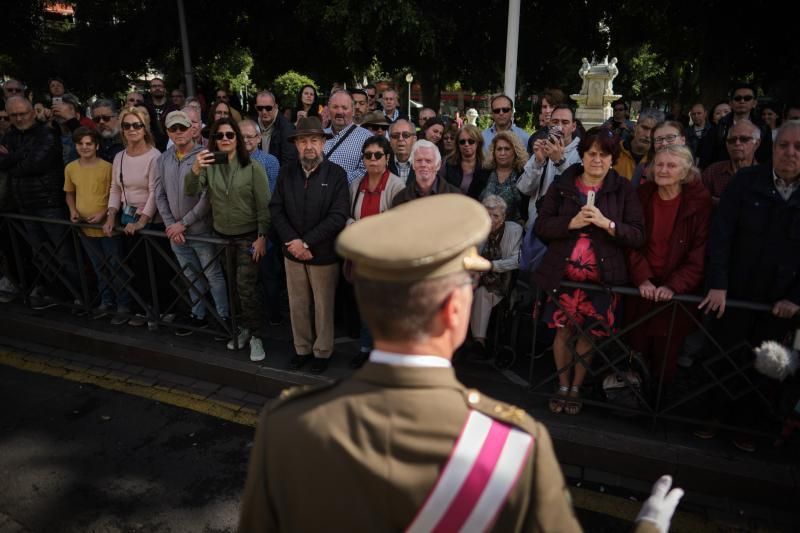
[239,195,682,532]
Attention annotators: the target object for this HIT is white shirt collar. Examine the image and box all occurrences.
[369,349,452,368]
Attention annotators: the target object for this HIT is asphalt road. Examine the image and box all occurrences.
[0,364,253,533]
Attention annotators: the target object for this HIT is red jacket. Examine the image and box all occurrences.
[627,179,712,294]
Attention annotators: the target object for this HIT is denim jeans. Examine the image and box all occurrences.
[170,235,230,320]
[79,234,131,310]
[21,207,80,298]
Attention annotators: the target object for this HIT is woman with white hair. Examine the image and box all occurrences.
[469,194,523,357]
[627,144,712,383]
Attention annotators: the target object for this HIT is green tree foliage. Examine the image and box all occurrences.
[272,71,318,109]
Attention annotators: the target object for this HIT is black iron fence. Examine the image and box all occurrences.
[0,212,242,345]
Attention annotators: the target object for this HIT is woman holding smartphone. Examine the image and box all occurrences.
[185,118,270,363]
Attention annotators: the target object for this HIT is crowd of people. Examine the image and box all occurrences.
[1,76,799,447]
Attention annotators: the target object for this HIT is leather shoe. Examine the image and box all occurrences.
[288,353,311,370]
[310,357,330,374]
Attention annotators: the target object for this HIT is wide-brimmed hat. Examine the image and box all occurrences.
[361,111,391,127]
[289,116,333,140]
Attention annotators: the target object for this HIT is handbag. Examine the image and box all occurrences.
[518,227,547,274]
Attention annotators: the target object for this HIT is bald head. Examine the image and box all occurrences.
[5,96,35,131]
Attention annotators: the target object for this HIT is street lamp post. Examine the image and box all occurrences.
[405,73,413,119]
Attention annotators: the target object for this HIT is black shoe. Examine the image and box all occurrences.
[288,353,311,370]
[310,357,329,374]
[349,352,370,369]
[175,315,209,337]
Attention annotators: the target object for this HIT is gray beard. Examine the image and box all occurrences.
[301,155,323,172]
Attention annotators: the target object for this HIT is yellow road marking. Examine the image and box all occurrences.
[0,350,258,428]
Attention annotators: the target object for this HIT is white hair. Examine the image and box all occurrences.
[410,139,442,167]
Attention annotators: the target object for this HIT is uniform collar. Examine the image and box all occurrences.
[369,349,451,368]
[354,359,462,389]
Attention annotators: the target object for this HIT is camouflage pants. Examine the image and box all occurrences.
[225,235,263,337]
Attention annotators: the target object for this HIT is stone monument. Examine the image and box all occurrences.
[571,56,621,128]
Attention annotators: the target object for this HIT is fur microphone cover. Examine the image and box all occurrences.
[753,340,799,381]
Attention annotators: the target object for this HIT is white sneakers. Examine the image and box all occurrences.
[249,337,266,362]
[0,276,19,303]
[227,327,252,350]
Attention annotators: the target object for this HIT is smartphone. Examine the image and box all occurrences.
[586,190,596,208]
[52,96,62,105]
[548,125,564,143]
[212,151,227,164]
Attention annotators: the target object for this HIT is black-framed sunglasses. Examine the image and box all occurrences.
[390,132,415,140]
[459,138,476,145]
[255,105,275,112]
[121,122,144,130]
[492,107,512,114]
[362,151,385,160]
[167,124,189,133]
[368,125,387,132]
[212,131,236,140]
[732,94,754,102]
[92,115,115,123]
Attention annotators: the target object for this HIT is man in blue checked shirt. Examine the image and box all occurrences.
[323,91,373,184]
[240,119,280,192]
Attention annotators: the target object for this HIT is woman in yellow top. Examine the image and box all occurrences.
[63,127,130,319]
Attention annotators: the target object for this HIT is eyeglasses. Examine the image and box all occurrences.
[732,94,754,102]
[128,100,144,106]
[653,134,679,144]
[92,115,115,123]
[8,111,30,119]
[121,122,144,130]
[255,105,275,112]
[167,124,189,132]
[459,138,476,145]
[212,131,236,140]
[368,125,387,131]
[362,151,385,160]
[243,134,260,140]
[389,132,415,140]
[492,107,512,114]
[726,135,755,145]
[5,87,23,93]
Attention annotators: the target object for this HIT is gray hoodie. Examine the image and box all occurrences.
[155,144,211,235]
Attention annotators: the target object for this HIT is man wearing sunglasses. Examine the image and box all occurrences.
[2,79,25,102]
[388,119,417,185]
[89,99,123,157]
[155,111,230,337]
[255,90,297,168]
[702,120,761,205]
[701,82,772,169]
[481,94,530,149]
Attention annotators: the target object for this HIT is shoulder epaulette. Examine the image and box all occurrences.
[461,388,539,435]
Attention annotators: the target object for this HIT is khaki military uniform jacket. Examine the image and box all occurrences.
[238,361,583,532]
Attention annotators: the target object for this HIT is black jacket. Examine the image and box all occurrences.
[440,163,490,199]
[0,121,65,211]
[699,112,772,169]
[262,114,297,168]
[269,160,349,265]
[391,177,461,207]
[706,164,800,305]
[99,135,124,164]
[533,165,645,292]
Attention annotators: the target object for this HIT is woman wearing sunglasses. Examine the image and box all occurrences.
[185,118,270,363]
[346,135,406,368]
[103,107,161,326]
[440,124,490,199]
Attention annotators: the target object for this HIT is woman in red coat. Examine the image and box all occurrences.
[626,144,712,383]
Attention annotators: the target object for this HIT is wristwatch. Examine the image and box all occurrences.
[302,241,310,249]
[608,220,616,231]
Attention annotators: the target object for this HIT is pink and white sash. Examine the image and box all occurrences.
[406,410,534,533]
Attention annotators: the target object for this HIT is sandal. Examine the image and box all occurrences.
[565,386,583,416]
[549,385,569,414]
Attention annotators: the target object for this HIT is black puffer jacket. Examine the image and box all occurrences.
[269,160,349,265]
[0,121,64,211]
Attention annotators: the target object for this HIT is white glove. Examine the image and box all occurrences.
[635,475,684,532]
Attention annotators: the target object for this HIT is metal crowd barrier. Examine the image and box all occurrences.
[0,212,242,346]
